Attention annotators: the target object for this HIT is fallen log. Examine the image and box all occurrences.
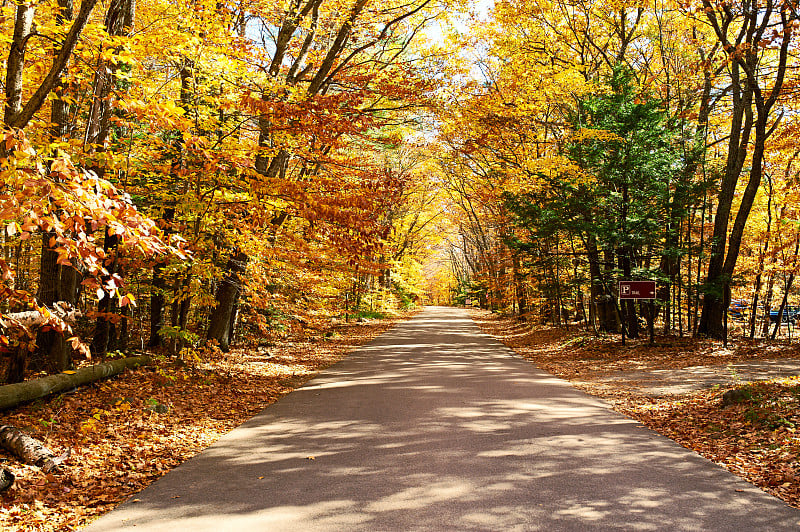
[0,425,68,473]
[1,302,82,329]
[0,355,151,411]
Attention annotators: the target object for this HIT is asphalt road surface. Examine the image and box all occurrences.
[84,307,800,531]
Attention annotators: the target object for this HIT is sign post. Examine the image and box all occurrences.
[618,281,656,300]
[618,281,657,345]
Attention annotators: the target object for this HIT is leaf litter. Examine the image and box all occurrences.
[471,309,800,509]
[0,316,409,531]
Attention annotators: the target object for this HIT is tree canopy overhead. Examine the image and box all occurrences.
[432,0,800,340]
[2,0,800,381]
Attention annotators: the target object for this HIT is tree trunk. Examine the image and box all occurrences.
[618,179,639,339]
[50,0,75,139]
[770,285,791,340]
[85,0,135,356]
[166,271,192,355]
[698,3,794,338]
[32,233,70,373]
[149,206,175,348]
[118,304,129,350]
[762,272,776,338]
[697,56,753,338]
[750,171,775,338]
[4,305,82,327]
[771,236,799,339]
[31,0,84,374]
[4,346,27,385]
[513,252,526,315]
[84,0,135,147]
[0,356,150,410]
[693,194,710,336]
[206,250,248,351]
[90,233,119,356]
[4,0,100,131]
[29,0,78,375]
[586,235,617,332]
[149,259,167,348]
[3,2,36,127]
[0,468,13,493]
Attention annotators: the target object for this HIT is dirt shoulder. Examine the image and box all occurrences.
[0,314,413,532]
[471,309,800,509]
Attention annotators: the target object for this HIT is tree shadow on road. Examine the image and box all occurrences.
[85,307,800,531]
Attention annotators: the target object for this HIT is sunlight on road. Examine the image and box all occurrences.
[84,308,800,532]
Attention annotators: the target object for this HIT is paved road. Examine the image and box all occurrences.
[84,307,800,531]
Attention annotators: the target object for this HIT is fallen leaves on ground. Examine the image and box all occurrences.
[471,309,800,509]
[0,316,410,531]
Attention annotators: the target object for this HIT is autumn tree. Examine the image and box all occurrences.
[693,0,799,338]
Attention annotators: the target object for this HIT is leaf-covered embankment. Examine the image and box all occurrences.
[0,315,412,531]
[471,310,800,509]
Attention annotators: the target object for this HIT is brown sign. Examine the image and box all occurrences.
[619,281,656,299]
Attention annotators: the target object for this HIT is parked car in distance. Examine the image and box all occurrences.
[769,306,800,324]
